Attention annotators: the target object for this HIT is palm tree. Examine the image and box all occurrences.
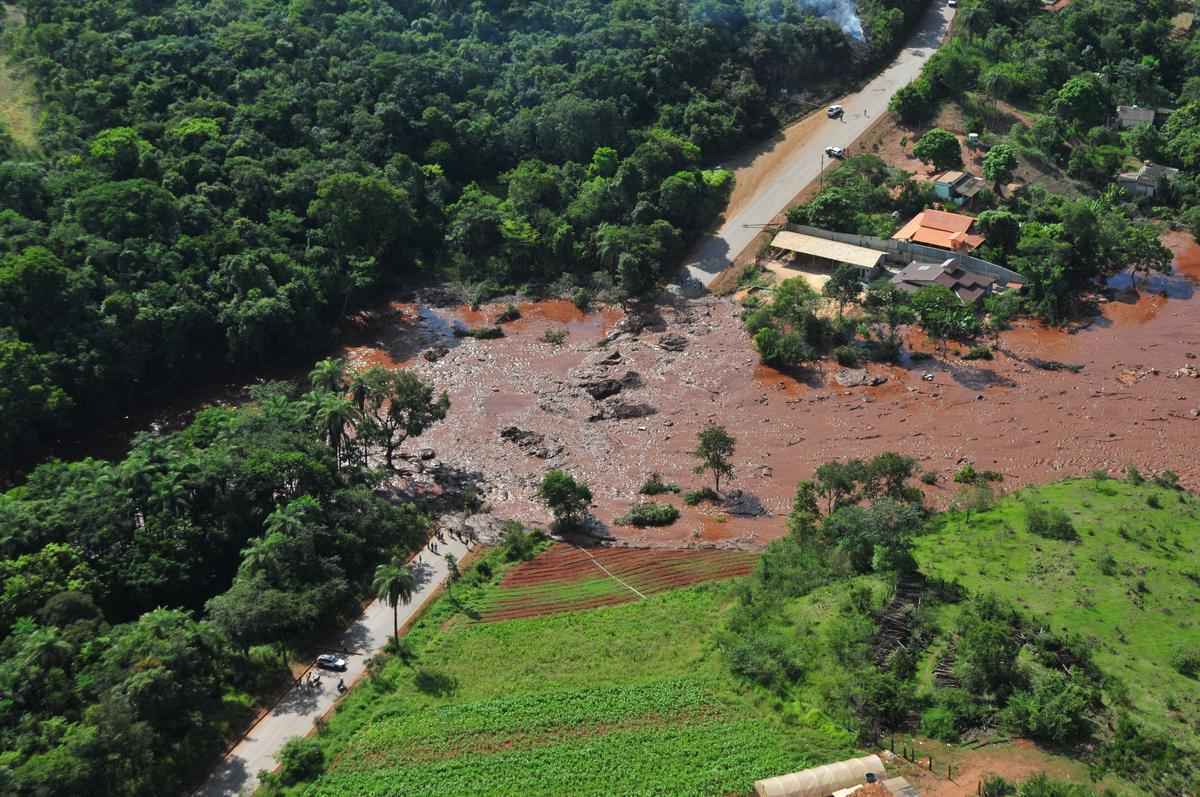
[309,357,347,394]
[309,392,359,468]
[371,558,417,646]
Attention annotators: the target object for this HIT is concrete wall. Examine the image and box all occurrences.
[787,224,1027,286]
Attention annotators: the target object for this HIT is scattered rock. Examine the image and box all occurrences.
[498,426,563,458]
[587,400,657,421]
[583,379,624,400]
[584,349,623,367]
[1029,357,1085,373]
[419,448,436,461]
[835,368,888,388]
[658,333,688,352]
[422,345,449,362]
[1170,364,1200,379]
[724,490,769,517]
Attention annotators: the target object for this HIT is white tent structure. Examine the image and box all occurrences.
[754,754,886,797]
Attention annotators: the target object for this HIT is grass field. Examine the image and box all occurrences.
[913,477,1200,746]
[0,6,39,149]
[282,549,858,797]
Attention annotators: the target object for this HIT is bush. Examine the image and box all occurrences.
[1025,503,1078,541]
[1146,494,1161,509]
[278,738,325,785]
[1125,464,1144,484]
[541,328,568,346]
[920,706,960,741]
[834,345,860,367]
[1098,553,1118,576]
[616,502,680,527]
[455,325,504,339]
[920,470,938,485]
[501,520,543,562]
[963,344,994,360]
[496,303,521,323]
[571,287,591,310]
[1002,671,1097,745]
[1153,469,1180,489]
[982,776,1015,797]
[639,473,680,495]
[954,463,976,484]
[684,487,720,506]
[1173,647,1200,678]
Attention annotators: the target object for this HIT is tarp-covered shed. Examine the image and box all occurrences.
[754,754,886,797]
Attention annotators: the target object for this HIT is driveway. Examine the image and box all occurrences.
[684,2,956,285]
[197,537,471,797]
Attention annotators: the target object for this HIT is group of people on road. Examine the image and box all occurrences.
[424,527,477,558]
[300,672,347,694]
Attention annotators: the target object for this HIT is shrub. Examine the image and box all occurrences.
[920,706,960,741]
[541,327,568,346]
[278,738,325,785]
[1146,494,1161,509]
[1154,469,1181,489]
[909,351,933,362]
[684,487,721,506]
[920,470,938,485]
[1125,464,1144,484]
[1002,671,1098,745]
[639,472,680,495]
[963,344,994,360]
[1173,647,1200,678]
[1098,553,1118,576]
[571,287,591,310]
[1088,469,1109,482]
[454,325,504,339]
[501,520,543,561]
[954,463,977,484]
[834,345,860,367]
[616,502,681,527]
[413,667,458,696]
[982,776,1015,797]
[496,303,521,323]
[1025,503,1078,541]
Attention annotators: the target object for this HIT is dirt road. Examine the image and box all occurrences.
[197,538,469,797]
[684,1,955,285]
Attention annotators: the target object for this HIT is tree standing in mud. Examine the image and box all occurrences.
[351,366,450,468]
[692,424,736,494]
[537,469,593,531]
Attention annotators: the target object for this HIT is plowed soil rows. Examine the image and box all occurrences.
[479,544,757,622]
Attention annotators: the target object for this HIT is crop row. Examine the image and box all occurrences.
[335,678,721,770]
[306,718,809,797]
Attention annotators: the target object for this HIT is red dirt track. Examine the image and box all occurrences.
[479,544,758,621]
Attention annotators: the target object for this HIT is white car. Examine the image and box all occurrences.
[827,105,844,119]
[316,653,347,671]
[824,146,846,159]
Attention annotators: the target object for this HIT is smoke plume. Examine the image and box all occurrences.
[798,0,864,40]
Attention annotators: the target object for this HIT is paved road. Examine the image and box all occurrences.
[198,537,471,797]
[684,2,955,285]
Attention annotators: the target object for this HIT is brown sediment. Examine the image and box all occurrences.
[1165,229,1200,282]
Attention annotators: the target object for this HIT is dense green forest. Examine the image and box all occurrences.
[0,360,451,796]
[0,0,928,471]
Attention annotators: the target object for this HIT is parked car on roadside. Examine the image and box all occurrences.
[317,653,347,671]
[824,146,846,159]
[827,105,844,119]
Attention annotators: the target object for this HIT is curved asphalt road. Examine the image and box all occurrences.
[197,538,470,797]
[685,2,956,285]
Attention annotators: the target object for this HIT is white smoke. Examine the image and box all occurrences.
[798,0,865,40]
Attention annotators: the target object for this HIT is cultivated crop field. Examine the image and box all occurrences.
[288,553,857,797]
[477,544,759,621]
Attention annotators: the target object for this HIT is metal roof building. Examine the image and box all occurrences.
[769,231,886,271]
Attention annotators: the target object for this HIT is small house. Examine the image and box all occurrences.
[767,231,888,282]
[891,258,997,304]
[1117,162,1180,198]
[892,209,986,253]
[1116,105,1157,129]
[931,170,988,208]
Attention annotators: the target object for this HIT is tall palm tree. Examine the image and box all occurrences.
[309,357,347,394]
[371,558,417,646]
[309,391,359,468]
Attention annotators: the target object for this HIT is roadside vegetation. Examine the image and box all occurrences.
[0,363,449,796]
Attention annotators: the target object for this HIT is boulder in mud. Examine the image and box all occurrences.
[587,400,657,422]
[835,368,887,388]
[584,349,623,367]
[423,345,449,362]
[584,379,623,400]
[1170,364,1199,379]
[498,426,563,458]
[658,333,688,352]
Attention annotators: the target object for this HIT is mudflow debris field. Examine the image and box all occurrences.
[477,544,758,621]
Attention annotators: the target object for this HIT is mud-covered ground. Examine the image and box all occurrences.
[347,234,1200,550]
